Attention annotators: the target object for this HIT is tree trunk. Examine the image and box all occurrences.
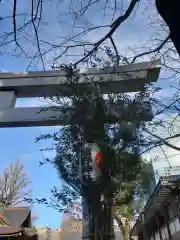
[156,0,180,57]
[114,214,125,237]
[93,205,102,240]
[93,211,102,240]
[114,215,131,240]
[89,189,102,240]
[103,199,114,240]
[82,197,91,239]
[124,219,129,240]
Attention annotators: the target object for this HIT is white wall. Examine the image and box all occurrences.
[36,228,124,240]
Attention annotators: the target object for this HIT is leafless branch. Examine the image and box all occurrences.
[11,0,26,55]
[0,13,26,20]
[35,0,43,31]
[35,0,41,20]
[74,0,140,68]
[131,34,170,63]
[159,146,172,168]
[0,20,31,45]
[109,36,119,66]
[60,25,109,47]
[40,40,94,49]
[51,43,95,66]
[80,0,99,16]
[31,0,45,69]
[26,50,39,70]
[139,132,180,155]
[0,160,31,207]
[13,0,17,42]
[53,47,69,65]
[112,0,117,21]
[145,129,180,152]
[155,97,180,116]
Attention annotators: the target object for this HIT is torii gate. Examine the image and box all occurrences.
[0,60,161,239]
[0,60,161,128]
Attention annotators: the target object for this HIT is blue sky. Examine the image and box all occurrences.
[0,0,180,229]
[0,125,62,228]
[0,55,62,228]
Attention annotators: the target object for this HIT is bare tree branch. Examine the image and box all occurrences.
[109,36,119,66]
[0,13,26,21]
[80,0,99,16]
[31,0,45,69]
[0,160,31,207]
[112,0,117,21]
[145,129,180,152]
[131,34,170,63]
[74,0,140,67]
[13,0,17,42]
[11,0,28,55]
[159,145,172,168]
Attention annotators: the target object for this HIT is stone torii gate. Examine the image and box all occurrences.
[0,60,161,239]
[0,60,161,128]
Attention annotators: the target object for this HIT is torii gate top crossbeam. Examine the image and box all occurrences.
[0,60,161,128]
[0,60,161,97]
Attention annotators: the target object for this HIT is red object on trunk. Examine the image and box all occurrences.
[95,151,102,168]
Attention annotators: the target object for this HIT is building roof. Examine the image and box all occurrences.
[3,207,31,226]
[0,227,22,236]
[131,175,180,236]
[0,207,31,236]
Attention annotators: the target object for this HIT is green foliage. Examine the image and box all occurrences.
[112,158,154,238]
[35,52,153,223]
